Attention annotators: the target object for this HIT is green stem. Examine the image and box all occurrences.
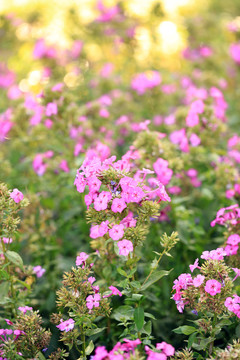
[208,314,217,357]
[81,325,86,360]
[1,238,17,317]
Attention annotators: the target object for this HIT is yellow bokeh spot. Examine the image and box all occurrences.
[28,70,42,86]
[19,79,29,92]
[157,21,184,54]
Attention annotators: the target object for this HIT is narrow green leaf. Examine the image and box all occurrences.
[140,269,172,291]
[134,307,144,331]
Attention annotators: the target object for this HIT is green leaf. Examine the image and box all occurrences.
[37,351,46,360]
[5,251,23,270]
[173,326,197,335]
[134,307,144,331]
[85,340,94,355]
[131,281,141,289]
[144,312,156,320]
[86,327,106,336]
[143,320,152,335]
[192,337,215,351]
[117,267,128,277]
[188,332,197,348]
[140,269,172,291]
[112,305,134,322]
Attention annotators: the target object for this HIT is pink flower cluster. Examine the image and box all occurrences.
[75,253,122,311]
[172,248,231,313]
[224,234,240,256]
[74,153,170,257]
[169,128,201,153]
[0,321,25,358]
[225,294,240,318]
[211,204,240,227]
[92,339,174,360]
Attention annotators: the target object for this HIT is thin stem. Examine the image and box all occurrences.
[142,249,166,287]
[81,325,86,360]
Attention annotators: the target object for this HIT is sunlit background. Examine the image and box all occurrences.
[0,0,212,93]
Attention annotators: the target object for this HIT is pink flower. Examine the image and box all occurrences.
[94,196,109,211]
[33,265,46,278]
[156,342,175,356]
[2,237,12,244]
[76,252,89,267]
[190,133,201,147]
[57,318,75,332]
[109,224,124,240]
[10,189,24,203]
[232,268,240,281]
[193,274,205,287]
[18,306,33,314]
[190,99,205,114]
[227,234,240,246]
[88,176,102,193]
[186,111,199,127]
[74,173,86,193]
[45,102,58,116]
[111,198,127,213]
[189,258,200,273]
[118,239,133,256]
[153,158,173,185]
[86,294,101,310]
[109,286,122,296]
[205,279,222,296]
[59,160,70,173]
[230,43,240,64]
[92,346,108,360]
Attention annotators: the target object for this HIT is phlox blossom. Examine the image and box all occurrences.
[189,258,200,273]
[10,189,24,203]
[74,173,86,193]
[86,294,101,310]
[111,198,127,213]
[205,279,222,296]
[76,252,89,267]
[57,318,75,332]
[109,286,122,296]
[117,239,133,256]
[109,224,124,240]
[156,342,175,356]
[193,274,205,287]
[45,102,58,116]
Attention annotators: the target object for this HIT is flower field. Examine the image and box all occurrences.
[0,0,240,359]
